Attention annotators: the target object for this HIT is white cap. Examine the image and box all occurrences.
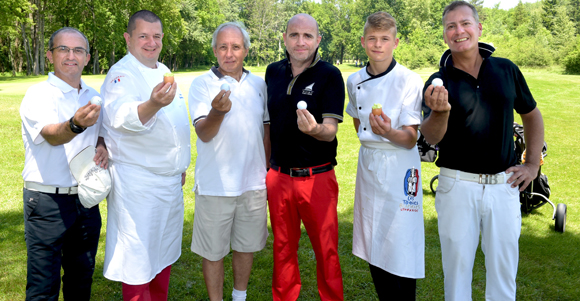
[69,146,112,208]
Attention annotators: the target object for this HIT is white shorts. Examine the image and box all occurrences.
[191,189,268,261]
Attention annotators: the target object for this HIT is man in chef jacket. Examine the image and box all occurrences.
[99,9,191,300]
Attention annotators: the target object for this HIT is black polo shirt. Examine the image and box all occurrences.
[422,42,537,174]
[266,51,345,168]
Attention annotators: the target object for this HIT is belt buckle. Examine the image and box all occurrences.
[290,168,308,177]
[478,174,498,184]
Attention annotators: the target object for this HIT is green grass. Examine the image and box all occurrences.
[0,67,579,300]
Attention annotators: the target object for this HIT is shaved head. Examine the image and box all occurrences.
[286,13,319,36]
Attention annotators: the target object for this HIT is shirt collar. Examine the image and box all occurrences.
[211,66,249,80]
[285,47,321,70]
[439,42,495,68]
[365,58,397,79]
[47,72,87,94]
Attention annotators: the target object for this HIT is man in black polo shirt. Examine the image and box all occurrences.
[265,13,345,301]
[421,2,544,300]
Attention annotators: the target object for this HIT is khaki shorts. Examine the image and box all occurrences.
[191,189,268,261]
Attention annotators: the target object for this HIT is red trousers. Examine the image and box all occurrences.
[122,265,172,301]
[267,167,344,301]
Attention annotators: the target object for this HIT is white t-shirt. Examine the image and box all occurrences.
[346,62,423,144]
[100,53,191,176]
[189,67,269,196]
[21,72,104,187]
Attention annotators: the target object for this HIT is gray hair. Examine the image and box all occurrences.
[442,1,480,27]
[48,27,90,53]
[211,22,251,49]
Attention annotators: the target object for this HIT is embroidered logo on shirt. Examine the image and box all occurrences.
[302,83,315,95]
[179,93,184,99]
[400,167,420,212]
[111,75,125,84]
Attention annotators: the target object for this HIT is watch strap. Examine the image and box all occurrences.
[69,117,86,134]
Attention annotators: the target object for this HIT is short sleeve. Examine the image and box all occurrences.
[322,67,345,122]
[345,74,359,119]
[399,73,423,127]
[512,64,537,114]
[188,76,212,126]
[20,84,59,144]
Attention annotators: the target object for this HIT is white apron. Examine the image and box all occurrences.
[103,66,186,284]
[352,141,425,279]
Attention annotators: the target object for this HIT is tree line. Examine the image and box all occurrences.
[2,0,580,76]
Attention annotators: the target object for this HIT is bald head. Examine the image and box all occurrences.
[286,13,319,36]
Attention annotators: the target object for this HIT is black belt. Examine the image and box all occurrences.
[271,163,333,177]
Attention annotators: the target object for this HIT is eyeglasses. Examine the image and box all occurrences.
[50,46,88,56]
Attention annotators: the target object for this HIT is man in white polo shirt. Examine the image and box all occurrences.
[20,27,108,300]
[188,22,269,301]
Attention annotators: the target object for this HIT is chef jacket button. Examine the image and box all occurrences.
[357,86,360,89]
[359,107,361,110]
[364,127,366,131]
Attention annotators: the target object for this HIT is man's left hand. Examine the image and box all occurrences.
[297,109,321,136]
[506,163,540,191]
[94,143,109,169]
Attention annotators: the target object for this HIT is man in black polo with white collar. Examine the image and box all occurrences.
[265,13,345,301]
[421,2,544,300]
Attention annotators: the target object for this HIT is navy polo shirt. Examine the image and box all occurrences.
[266,51,345,168]
[422,42,537,174]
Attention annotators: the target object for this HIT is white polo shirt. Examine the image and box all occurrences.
[100,52,191,176]
[21,72,104,187]
[189,67,269,196]
[346,62,423,144]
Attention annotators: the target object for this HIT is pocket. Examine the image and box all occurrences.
[23,189,41,222]
[503,183,520,197]
[436,175,456,194]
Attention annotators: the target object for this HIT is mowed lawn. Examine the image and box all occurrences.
[0,65,579,300]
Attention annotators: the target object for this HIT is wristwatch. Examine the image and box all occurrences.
[69,117,86,134]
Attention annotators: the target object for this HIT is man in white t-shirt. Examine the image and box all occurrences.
[100,10,191,300]
[188,22,269,301]
[20,27,108,300]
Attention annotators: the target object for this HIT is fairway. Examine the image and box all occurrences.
[1,66,579,300]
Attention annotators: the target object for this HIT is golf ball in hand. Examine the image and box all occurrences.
[90,96,102,106]
[432,78,443,87]
[220,83,230,92]
[297,101,307,110]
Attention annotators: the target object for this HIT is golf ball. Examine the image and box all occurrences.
[90,96,102,106]
[297,101,307,110]
[432,78,443,87]
[220,83,230,92]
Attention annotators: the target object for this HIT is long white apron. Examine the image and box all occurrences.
[352,141,425,279]
[103,67,185,284]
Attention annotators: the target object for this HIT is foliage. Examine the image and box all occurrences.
[563,37,580,74]
[1,0,579,74]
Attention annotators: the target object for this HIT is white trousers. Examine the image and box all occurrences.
[435,170,521,301]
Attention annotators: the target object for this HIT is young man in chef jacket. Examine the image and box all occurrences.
[99,10,191,300]
[345,11,425,300]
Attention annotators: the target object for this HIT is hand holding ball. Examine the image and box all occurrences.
[372,103,382,116]
[297,101,307,110]
[220,83,230,92]
[432,78,443,87]
[163,73,174,85]
[90,96,102,106]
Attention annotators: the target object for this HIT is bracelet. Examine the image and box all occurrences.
[69,117,86,134]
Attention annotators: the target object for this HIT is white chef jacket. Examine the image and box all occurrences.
[189,68,269,196]
[346,62,425,278]
[21,72,104,187]
[100,52,191,284]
